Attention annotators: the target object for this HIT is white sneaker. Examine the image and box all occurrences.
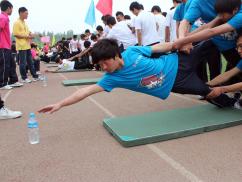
[234,101,242,110]
[0,107,22,119]
[0,85,13,90]
[36,71,41,75]
[21,78,32,83]
[9,82,24,87]
[33,76,43,82]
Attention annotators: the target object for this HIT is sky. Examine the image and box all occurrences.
[9,0,173,34]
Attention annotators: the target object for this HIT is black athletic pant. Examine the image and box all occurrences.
[171,41,236,108]
[0,96,4,109]
[196,41,221,81]
[0,49,18,87]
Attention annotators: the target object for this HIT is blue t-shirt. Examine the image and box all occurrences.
[174,2,198,31]
[236,60,242,71]
[174,3,186,21]
[97,46,178,100]
[184,0,242,51]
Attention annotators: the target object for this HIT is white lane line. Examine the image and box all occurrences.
[148,144,203,182]
[59,73,203,182]
[2,90,13,101]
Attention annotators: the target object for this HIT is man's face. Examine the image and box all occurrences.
[131,9,139,16]
[20,11,28,19]
[7,7,13,16]
[99,58,119,73]
[237,36,242,57]
[116,15,124,22]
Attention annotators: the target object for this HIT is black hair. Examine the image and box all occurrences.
[101,14,111,24]
[151,5,161,13]
[80,34,86,39]
[124,15,131,20]
[96,25,103,32]
[140,4,144,10]
[73,35,77,39]
[162,12,167,17]
[238,29,242,38]
[0,0,13,11]
[106,16,116,26]
[18,7,27,14]
[129,1,142,11]
[215,0,241,14]
[31,43,37,48]
[116,11,124,17]
[173,0,182,3]
[85,29,90,34]
[91,39,121,64]
[90,34,97,41]
[84,40,91,49]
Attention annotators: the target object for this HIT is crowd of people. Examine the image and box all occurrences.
[0,0,242,119]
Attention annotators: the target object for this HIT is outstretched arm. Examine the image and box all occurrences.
[174,22,234,49]
[38,84,104,114]
[207,67,241,87]
[207,83,242,99]
[151,42,174,53]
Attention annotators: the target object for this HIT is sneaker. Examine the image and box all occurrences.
[33,76,44,82]
[0,107,22,119]
[234,100,242,110]
[36,71,41,75]
[9,82,24,87]
[0,85,13,90]
[21,78,32,83]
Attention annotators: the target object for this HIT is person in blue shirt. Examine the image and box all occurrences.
[38,39,239,114]
[178,0,242,82]
[174,0,221,83]
[207,31,242,101]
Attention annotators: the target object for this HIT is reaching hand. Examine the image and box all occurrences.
[179,43,193,54]
[38,103,61,114]
[206,87,224,99]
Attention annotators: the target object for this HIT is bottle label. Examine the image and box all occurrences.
[28,122,38,128]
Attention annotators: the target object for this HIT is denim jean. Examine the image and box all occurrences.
[18,49,38,80]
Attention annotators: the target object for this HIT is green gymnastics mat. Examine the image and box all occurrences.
[103,104,242,147]
[62,78,100,86]
[51,69,91,73]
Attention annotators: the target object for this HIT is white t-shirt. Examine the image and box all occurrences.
[58,59,75,70]
[103,25,110,37]
[69,39,79,53]
[164,8,177,42]
[78,40,85,51]
[135,11,160,46]
[155,14,166,43]
[107,21,137,50]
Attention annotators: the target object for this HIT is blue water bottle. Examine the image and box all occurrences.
[28,113,39,144]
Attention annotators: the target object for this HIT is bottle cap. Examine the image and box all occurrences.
[29,112,35,118]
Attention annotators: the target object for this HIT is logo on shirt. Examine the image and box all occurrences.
[132,55,143,67]
[140,73,165,89]
[220,30,238,41]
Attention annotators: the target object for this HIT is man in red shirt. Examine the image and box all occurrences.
[0,0,22,89]
[0,0,22,119]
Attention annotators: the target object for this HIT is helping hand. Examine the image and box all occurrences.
[206,87,224,99]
